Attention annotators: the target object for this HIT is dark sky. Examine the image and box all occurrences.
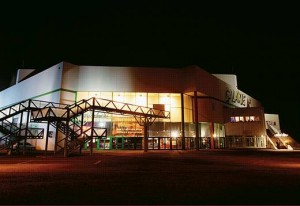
[0,2,299,140]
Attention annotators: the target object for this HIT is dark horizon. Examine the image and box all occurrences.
[0,2,299,140]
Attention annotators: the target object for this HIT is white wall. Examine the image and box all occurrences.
[17,69,35,83]
[265,113,281,131]
[223,85,261,108]
[77,66,184,93]
[0,62,63,107]
[0,62,262,110]
[75,65,261,109]
[61,62,79,91]
[77,66,134,91]
[212,74,238,88]
[184,66,261,108]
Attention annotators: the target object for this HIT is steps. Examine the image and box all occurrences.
[1,97,169,156]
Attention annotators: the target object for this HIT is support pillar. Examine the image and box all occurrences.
[54,122,59,155]
[194,91,199,151]
[79,113,84,155]
[181,93,185,150]
[144,124,148,152]
[64,120,69,157]
[19,111,24,139]
[90,98,95,155]
[64,109,70,157]
[45,121,50,155]
[23,100,31,155]
[210,122,215,149]
[18,111,24,155]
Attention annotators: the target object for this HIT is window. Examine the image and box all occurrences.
[231,115,260,123]
[230,117,235,123]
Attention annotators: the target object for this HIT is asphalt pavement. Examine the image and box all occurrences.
[1,149,300,205]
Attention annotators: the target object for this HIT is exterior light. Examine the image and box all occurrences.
[171,131,179,138]
[274,133,288,137]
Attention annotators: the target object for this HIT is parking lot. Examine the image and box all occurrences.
[1,149,300,205]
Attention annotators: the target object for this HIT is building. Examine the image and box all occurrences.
[0,62,297,156]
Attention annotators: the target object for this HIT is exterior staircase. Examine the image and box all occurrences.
[266,122,299,150]
[1,97,169,156]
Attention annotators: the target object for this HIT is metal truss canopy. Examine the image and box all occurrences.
[31,97,170,125]
[0,97,170,155]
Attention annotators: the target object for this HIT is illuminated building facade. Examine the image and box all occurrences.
[0,62,295,155]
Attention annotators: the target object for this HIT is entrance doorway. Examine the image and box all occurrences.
[148,138,159,149]
[111,137,123,149]
[123,137,143,149]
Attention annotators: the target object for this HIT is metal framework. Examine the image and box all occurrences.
[0,97,169,156]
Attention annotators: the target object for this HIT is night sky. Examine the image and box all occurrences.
[0,2,299,140]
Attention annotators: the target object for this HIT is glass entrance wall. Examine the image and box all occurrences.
[99,138,110,149]
[77,92,182,139]
[213,123,225,149]
[183,94,194,145]
[160,138,170,149]
[84,137,143,150]
[77,92,230,150]
[225,136,266,148]
[185,137,195,150]
[199,122,211,149]
[148,138,159,149]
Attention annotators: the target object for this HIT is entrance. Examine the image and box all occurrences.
[84,137,110,150]
[185,137,195,150]
[148,138,159,149]
[123,137,143,149]
[111,137,124,149]
[200,137,211,149]
[99,138,110,149]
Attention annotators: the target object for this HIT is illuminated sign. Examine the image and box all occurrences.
[225,87,252,107]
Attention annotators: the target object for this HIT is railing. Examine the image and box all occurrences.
[266,135,278,150]
[0,97,169,155]
[20,128,44,139]
[67,127,107,154]
[30,97,170,125]
[0,120,20,134]
[0,100,29,121]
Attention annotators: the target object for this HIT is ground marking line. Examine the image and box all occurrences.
[18,160,34,164]
[94,160,102,165]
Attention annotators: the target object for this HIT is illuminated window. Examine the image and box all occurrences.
[136,93,147,106]
[235,117,239,122]
[100,92,112,100]
[171,107,181,122]
[158,94,171,111]
[250,116,255,121]
[77,92,89,101]
[148,93,158,107]
[159,93,171,105]
[230,117,235,122]
[124,93,136,105]
[113,92,124,102]
[183,94,193,110]
[171,93,181,107]
[89,92,100,98]
[239,116,244,122]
